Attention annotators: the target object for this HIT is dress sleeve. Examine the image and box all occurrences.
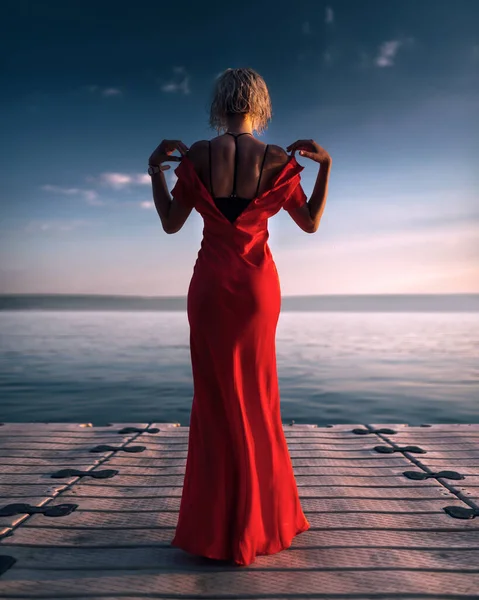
[282,179,307,212]
[170,159,196,209]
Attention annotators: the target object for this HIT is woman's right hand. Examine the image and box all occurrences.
[286,139,331,165]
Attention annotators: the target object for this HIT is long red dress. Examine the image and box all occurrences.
[169,144,311,566]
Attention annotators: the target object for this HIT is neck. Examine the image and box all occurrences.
[224,114,253,135]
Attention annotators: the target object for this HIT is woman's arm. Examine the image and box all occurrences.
[148,138,191,234]
[286,139,332,234]
[150,169,173,232]
[308,158,331,233]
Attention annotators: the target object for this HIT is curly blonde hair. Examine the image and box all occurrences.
[208,68,272,135]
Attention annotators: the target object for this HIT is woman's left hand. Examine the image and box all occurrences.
[149,139,189,170]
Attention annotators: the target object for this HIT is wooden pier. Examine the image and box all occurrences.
[0,422,478,598]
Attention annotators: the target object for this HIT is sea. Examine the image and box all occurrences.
[0,294,478,426]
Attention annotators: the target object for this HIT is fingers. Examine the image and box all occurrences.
[160,165,171,171]
[165,139,189,155]
[286,139,315,153]
[299,150,314,159]
[150,139,189,165]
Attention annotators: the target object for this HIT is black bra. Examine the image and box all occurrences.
[209,132,269,223]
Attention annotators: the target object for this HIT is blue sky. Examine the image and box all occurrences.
[1,0,478,295]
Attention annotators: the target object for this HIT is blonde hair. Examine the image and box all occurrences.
[208,68,272,135]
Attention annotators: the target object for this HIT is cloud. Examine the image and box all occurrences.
[41,184,103,205]
[136,174,151,185]
[325,6,334,24]
[25,219,93,233]
[375,40,401,67]
[160,66,191,95]
[86,85,123,97]
[302,21,311,35]
[97,172,151,190]
[102,88,122,97]
[140,201,154,210]
[374,38,413,67]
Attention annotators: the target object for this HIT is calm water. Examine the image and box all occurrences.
[0,311,478,425]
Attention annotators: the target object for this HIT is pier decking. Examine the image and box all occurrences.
[0,422,478,598]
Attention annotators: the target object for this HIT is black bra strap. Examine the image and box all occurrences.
[226,132,251,197]
[256,145,269,197]
[232,135,239,197]
[210,133,266,199]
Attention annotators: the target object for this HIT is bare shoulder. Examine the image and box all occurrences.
[267,144,290,167]
[185,140,209,172]
[266,144,291,175]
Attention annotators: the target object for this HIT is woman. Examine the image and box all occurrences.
[148,67,331,566]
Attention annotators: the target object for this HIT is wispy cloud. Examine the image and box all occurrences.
[374,37,414,68]
[375,40,401,67]
[302,21,311,35]
[160,66,190,95]
[140,201,154,210]
[87,85,123,97]
[41,184,102,205]
[102,88,122,97]
[96,172,150,190]
[25,219,94,233]
[325,6,334,24]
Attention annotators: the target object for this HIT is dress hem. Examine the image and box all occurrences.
[171,518,310,566]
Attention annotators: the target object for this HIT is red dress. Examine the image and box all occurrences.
[169,144,311,566]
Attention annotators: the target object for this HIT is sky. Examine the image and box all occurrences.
[1,0,478,296]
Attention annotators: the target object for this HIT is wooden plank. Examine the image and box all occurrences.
[52,464,445,478]
[3,527,479,548]
[50,473,479,488]
[65,476,457,496]
[102,456,414,466]
[0,465,104,474]
[0,597,460,600]
[36,483,474,509]
[0,440,134,450]
[21,509,479,530]
[406,459,479,466]
[0,474,79,485]
[5,545,479,571]
[381,435,479,443]
[371,423,479,430]
[99,444,445,458]
[1,568,477,596]
[408,451,479,458]
[0,450,115,458]
[1,458,102,466]
[36,493,463,512]
[0,423,151,432]
[0,484,72,497]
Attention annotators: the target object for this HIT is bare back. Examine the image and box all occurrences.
[168,134,314,234]
[193,134,290,201]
